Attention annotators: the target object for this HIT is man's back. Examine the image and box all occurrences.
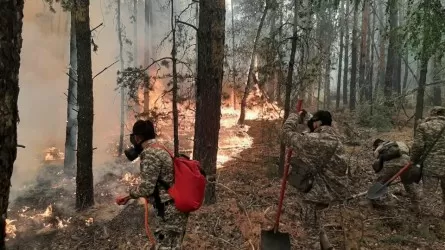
[412,115,445,176]
[282,115,349,203]
[140,143,173,202]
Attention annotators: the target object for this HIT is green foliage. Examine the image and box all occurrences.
[117,66,150,103]
[402,0,445,61]
[356,95,394,132]
[44,0,73,12]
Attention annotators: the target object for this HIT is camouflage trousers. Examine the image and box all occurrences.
[377,167,420,207]
[152,205,188,250]
[422,174,445,215]
[298,198,329,229]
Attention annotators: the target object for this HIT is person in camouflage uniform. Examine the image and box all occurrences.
[371,139,420,212]
[128,120,188,249]
[282,110,350,226]
[411,106,445,217]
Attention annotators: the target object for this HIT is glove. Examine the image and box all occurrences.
[115,195,131,205]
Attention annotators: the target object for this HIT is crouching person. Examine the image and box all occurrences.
[121,120,188,249]
[282,110,350,228]
[371,139,420,213]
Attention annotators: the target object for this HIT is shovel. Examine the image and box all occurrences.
[260,149,292,250]
[367,162,412,200]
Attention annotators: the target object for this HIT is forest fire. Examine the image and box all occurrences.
[44,147,64,162]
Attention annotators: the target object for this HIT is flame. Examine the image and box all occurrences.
[5,219,17,239]
[44,147,64,161]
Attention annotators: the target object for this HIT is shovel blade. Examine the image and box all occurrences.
[260,229,291,250]
[367,182,388,200]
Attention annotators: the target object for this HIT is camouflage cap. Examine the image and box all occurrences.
[429,106,445,117]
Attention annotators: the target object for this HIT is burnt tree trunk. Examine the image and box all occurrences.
[324,6,333,109]
[0,0,24,247]
[238,2,269,125]
[231,0,237,109]
[343,0,350,106]
[117,0,125,156]
[368,6,375,102]
[64,13,78,173]
[349,0,359,111]
[384,0,397,101]
[336,0,345,109]
[171,0,179,156]
[432,54,442,106]
[193,0,225,205]
[391,3,401,95]
[377,0,386,93]
[133,0,138,67]
[278,0,298,175]
[402,53,409,92]
[358,0,369,102]
[75,0,94,210]
[143,0,152,116]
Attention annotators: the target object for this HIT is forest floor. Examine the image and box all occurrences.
[5,104,445,250]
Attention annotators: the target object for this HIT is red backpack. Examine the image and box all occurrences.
[150,144,206,213]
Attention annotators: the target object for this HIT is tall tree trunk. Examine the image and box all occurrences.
[324,7,333,109]
[64,13,78,173]
[278,0,298,175]
[117,0,125,156]
[432,54,442,106]
[358,0,369,102]
[414,17,430,131]
[377,0,386,92]
[415,56,427,131]
[336,0,345,109]
[143,0,152,116]
[368,6,375,102]
[391,3,401,94]
[0,0,24,247]
[171,0,179,156]
[276,0,285,105]
[238,3,269,125]
[231,0,237,109]
[402,53,409,92]
[133,0,138,67]
[193,0,225,205]
[75,0,94,210]
[384,0,397,100]
[349,0,359,111]
[343,0,350,106]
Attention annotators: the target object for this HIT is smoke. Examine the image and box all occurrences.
[10,0,177,200]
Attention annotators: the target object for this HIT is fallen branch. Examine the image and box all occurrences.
[93,60,119,80]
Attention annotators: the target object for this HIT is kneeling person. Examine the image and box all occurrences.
[371,139,420,212]
[126,120,188,249]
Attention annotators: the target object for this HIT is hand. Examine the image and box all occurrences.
[116,195,131,205]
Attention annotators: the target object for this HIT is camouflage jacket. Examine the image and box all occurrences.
[282,113,349,203]
[411,115,445,177]
[129,139,173,203]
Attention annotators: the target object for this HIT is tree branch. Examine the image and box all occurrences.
[65,72,77,83]
[176,20,198,32]
[91,22,104,33]
[93,60,119,80]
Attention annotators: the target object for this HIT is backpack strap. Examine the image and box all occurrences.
[149,143,174,158]
[148,143,173,190]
